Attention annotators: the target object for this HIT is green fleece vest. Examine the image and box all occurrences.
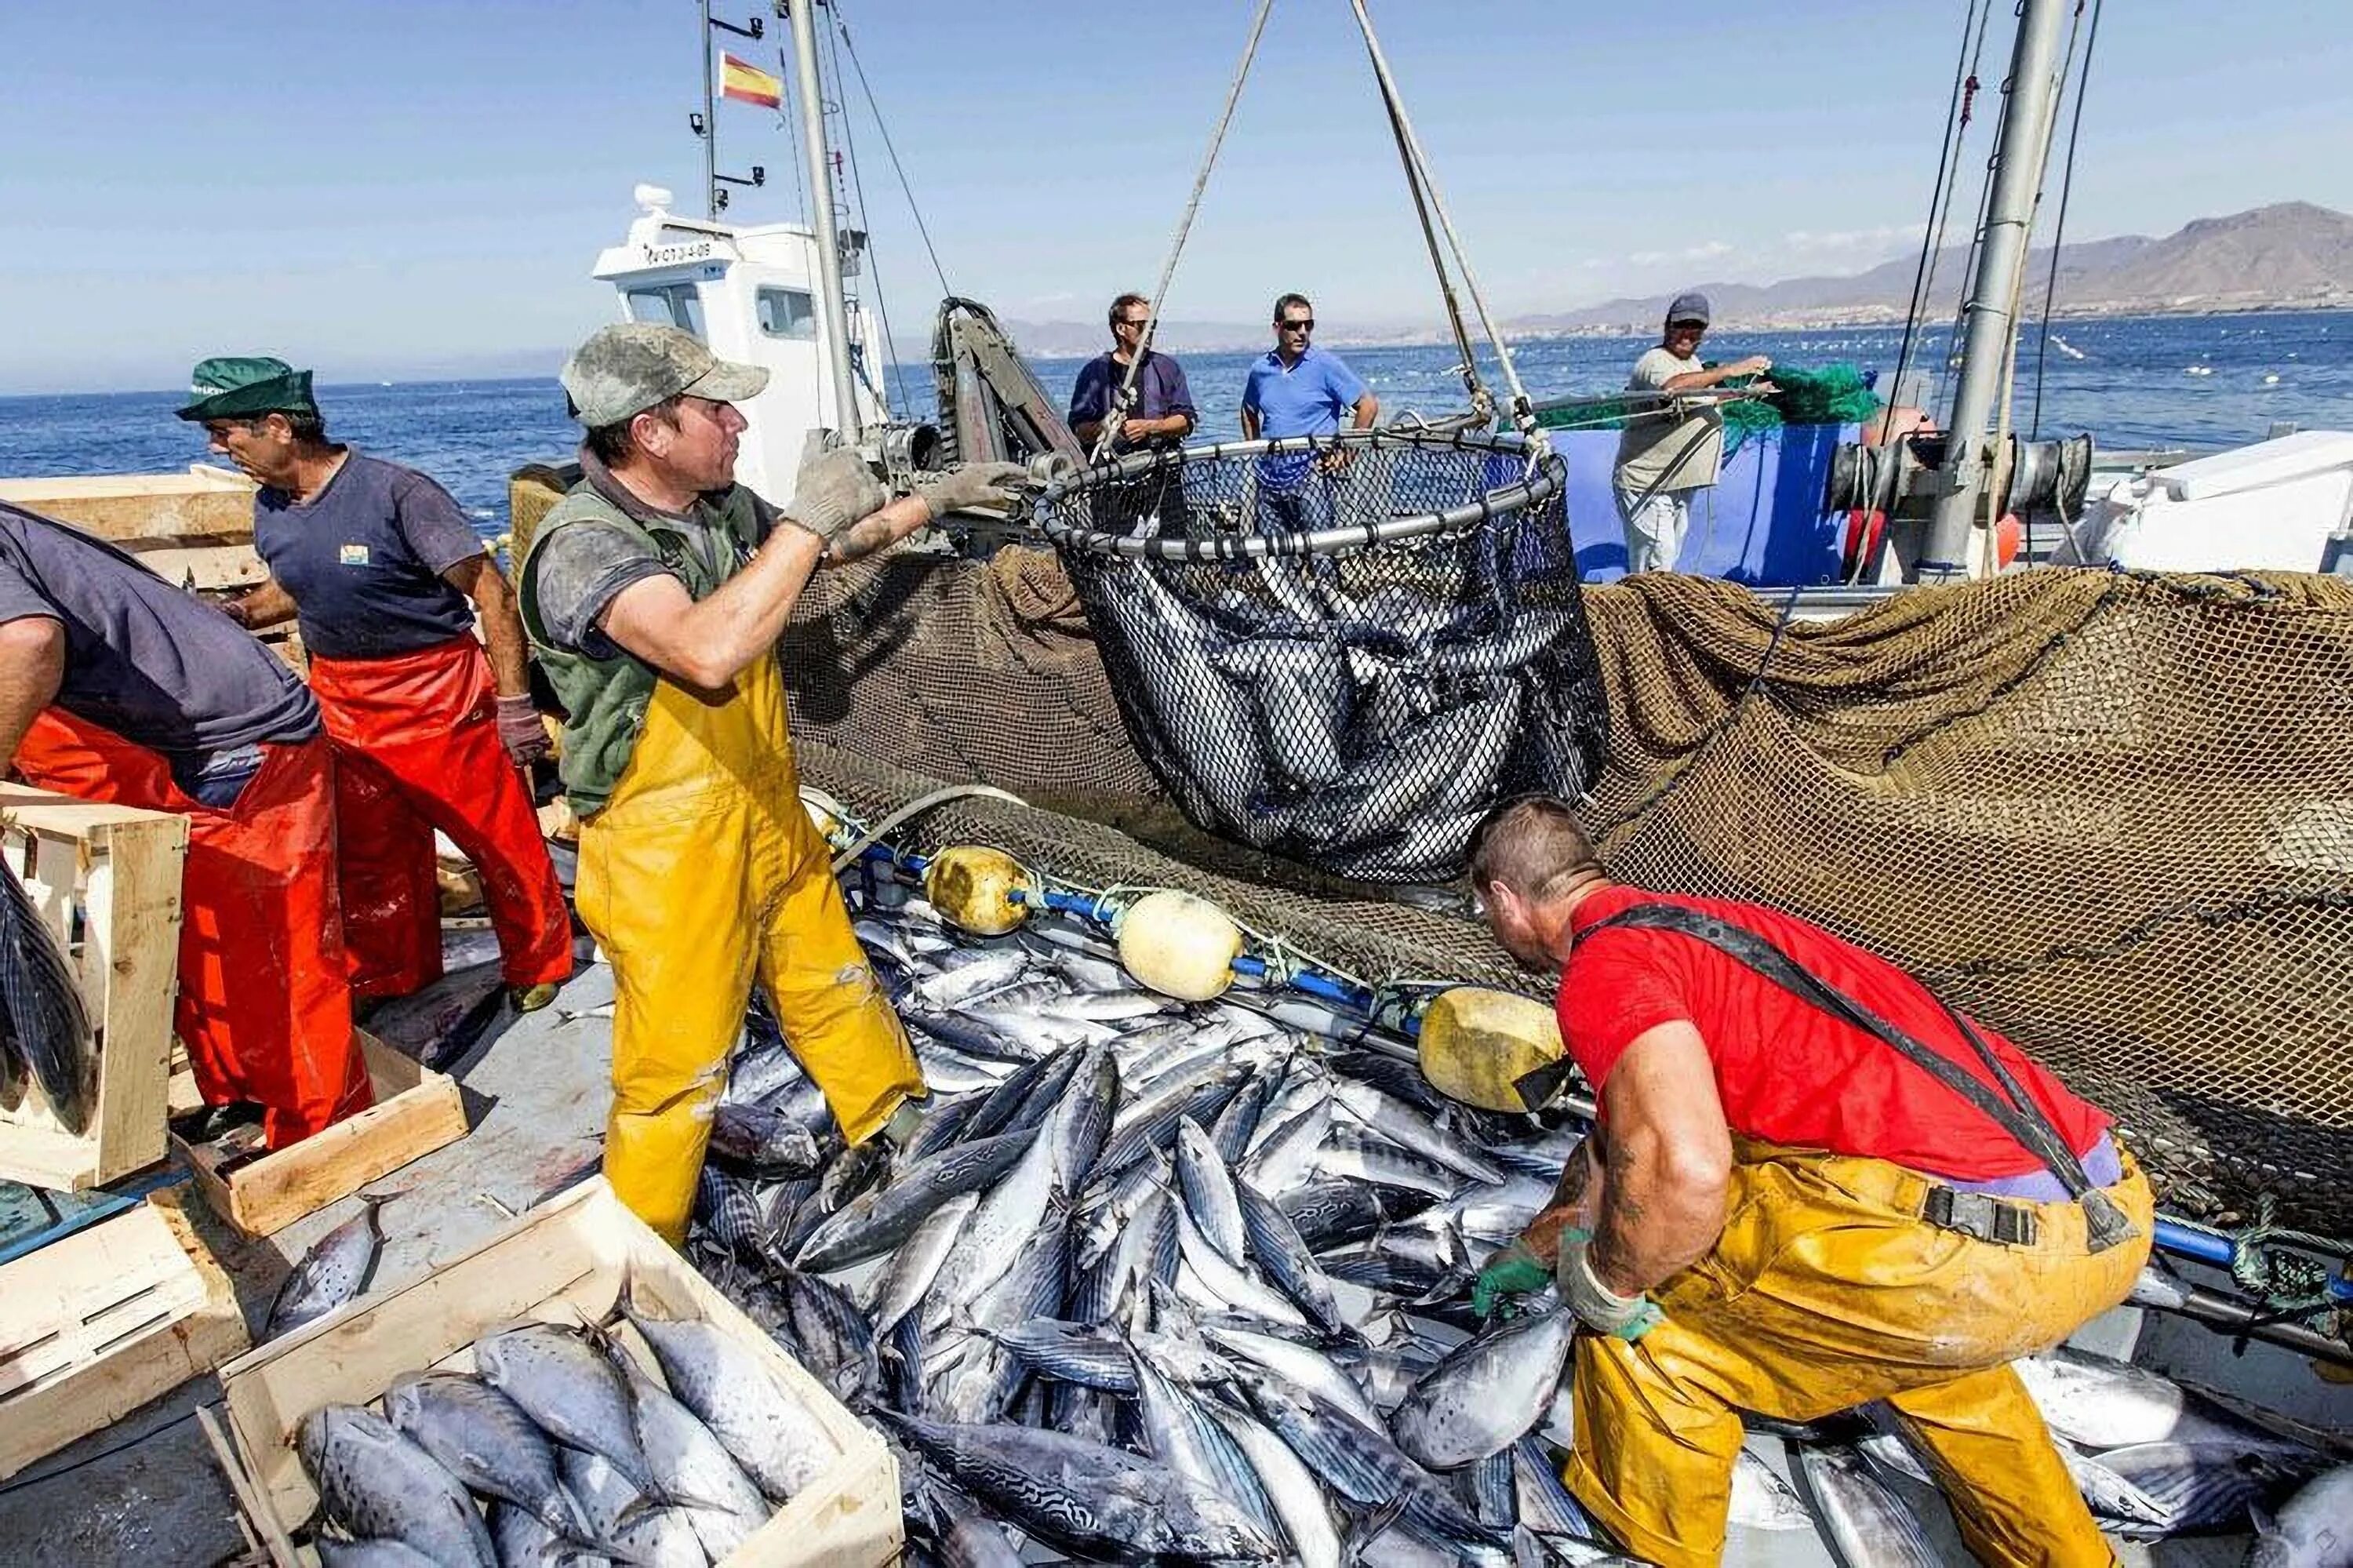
[518,478,765,817]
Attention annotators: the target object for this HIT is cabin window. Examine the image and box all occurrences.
[757,287,817,341]
[625,283,707,339]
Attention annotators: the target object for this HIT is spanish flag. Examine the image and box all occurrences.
[720,53,783,110]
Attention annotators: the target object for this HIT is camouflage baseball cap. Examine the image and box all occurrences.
[174,356,318,422]
[559,323,769,427]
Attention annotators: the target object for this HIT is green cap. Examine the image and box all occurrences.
[560,323,769,428]
[175,357,318,423]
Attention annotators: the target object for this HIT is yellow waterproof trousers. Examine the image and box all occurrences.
[575,652,924,1243]
[1566,1145,2154,1568]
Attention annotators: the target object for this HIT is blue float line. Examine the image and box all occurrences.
[2151,1217,2353,1301]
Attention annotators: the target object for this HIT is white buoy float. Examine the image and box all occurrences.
[1115,890,1243,1001]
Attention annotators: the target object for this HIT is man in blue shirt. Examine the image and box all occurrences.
[1069,292,1197,533]
[1240,293,1379,529]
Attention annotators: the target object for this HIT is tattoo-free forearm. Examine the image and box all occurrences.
[449,556,532,697]
[231,577,298,629]
[0,617,66,770]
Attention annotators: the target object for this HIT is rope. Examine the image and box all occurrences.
[831,5,952,299]
[1886,0,1994,439]
[1344,0,1544,450]
[2030,0,2101,442]
[819,14,906,413]
[825,784,1033,873]
[1091,0,1278,464]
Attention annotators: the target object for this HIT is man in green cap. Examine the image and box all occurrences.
[179,357,573,1015]
[519,321,1031,1241]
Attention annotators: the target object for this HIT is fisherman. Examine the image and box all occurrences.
[1464,795,2151,1568]
[1612,292,1773,573]
[180,357,573,1013]
[1240,292,1379,529]
[1068,292,1197,455]
[0,500,373,1148]
[517,322,1033,1242]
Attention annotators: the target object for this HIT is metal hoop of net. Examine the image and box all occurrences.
[1032,427,1609,884]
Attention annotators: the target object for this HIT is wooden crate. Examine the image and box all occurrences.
[0,466,257,544]
[0,1191,249,1479]
[0,784,188,1191]
[214,1178,902,1567]
[169,1032,469,1238]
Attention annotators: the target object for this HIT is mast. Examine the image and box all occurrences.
[699,0,718,218]
[1917,0,2072,581]
[788,0,861,438]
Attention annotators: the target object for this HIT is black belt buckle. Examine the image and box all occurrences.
[1922,1184,2039,1247]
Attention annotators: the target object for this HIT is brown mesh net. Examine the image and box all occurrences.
[782,545,2353,1235]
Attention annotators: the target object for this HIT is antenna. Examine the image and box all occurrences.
[696,1,771,218]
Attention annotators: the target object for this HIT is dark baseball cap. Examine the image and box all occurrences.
[1665,292,1711,327]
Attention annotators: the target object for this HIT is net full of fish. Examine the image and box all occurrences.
[289,1273,842,1565]
[675,890,2353,1566]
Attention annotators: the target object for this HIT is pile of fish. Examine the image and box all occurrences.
[684,892,2353,1566]
[0,856,95,1135]
[293,1277,838,1566]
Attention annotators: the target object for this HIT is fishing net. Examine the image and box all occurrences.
[1533,362,1882,457]
[780,540,2353,1237]
[1024,429,1609,883]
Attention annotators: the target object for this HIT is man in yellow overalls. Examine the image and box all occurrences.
[518,322,1029,1241]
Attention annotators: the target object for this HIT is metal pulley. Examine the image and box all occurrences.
[1824,431,2094,524]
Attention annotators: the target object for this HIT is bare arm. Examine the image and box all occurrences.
[596,523,826,693]
[822,492,940,566]
[1660,356,1771,394]
[1587,1021,1733,1295]
[1241,405,1262,441]
[226,576,297,630]
[1519,1135,1606,1261]
[1348,392,1379,430]
[444,553,531,697]
[0,617,65,769]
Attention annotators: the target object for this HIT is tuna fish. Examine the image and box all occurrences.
[619,1275,839,1502]
[296,1404,496,1568]
[267,1193,392,1339]
[0,860,93,1134]
[381,1370,591,1545]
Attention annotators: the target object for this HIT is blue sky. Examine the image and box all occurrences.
[3,0,2347,393]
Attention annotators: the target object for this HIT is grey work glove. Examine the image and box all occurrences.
[494,694,551,766]
[915,460,1038,520]
[781,438,890,544]
[1555,1230,1665,1343]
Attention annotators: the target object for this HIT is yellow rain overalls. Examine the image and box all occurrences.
[1565,1142,2153,1568]
[573,648,923,1243]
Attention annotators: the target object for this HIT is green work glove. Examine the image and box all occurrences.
[1472,1239,1553,1320]
[1556,1229,1665,1343]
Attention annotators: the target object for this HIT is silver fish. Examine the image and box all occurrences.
[621,1363,768,1559]
[1793,1442,1939,1568]
[558,1446,707,1568]
[2250,1463,2353,1568]
[296,1404,496,1568]
[0,863,94,1134]
[620,1276,839,1502]
[313,1539,444,1568]
[1393,1305,1577,1471]
[2014,1347,2319,1457]
[1729,1447,1813,1532]
[268,1193,391,1338]
[1173,1115,1247,1268]
[474,1322,660,1497]
[864,1190,979,1338]
[1216,1402,1344,1568]
[382,1370,590,1544]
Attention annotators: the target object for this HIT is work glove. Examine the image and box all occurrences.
[1555,1228,1664,1343]
[1471,1238,1554,1320]
[915,460,1038,520]
[496,694,551,766]
[783,438,891,544]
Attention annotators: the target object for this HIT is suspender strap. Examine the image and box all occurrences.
[1584,904,2138,1253]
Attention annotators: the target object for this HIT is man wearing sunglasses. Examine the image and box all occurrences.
[1240,293,1379,529]
[1069,293,1198,532]
[1612,293,1773,573]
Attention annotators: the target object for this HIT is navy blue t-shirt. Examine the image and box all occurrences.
[254,452,485,660]
[0,502,318,756]
[1067,351,1197,451]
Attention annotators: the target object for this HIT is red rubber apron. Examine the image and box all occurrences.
[14,711,373,1148]
[307,635,571,999]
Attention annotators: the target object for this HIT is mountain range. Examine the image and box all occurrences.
[978,202,2353,358]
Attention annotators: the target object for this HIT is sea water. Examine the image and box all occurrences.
[2,310,2344,535]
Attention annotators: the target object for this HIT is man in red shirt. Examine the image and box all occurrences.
[1464,796,2151,1568]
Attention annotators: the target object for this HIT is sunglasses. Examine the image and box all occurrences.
[1278,318,1315,332]
[1667,320,1707,333]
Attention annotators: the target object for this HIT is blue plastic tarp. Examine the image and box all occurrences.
[1554,424,1855,587]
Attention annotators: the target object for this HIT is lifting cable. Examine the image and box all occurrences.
[2028,0,2101,441]
[1344,0,1543,449]
[833,4,954,300]
[1093,0,1278,464]
[1886,0,1996,434]
[820,11,907,413]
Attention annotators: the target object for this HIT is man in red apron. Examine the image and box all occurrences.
[178,357,571,1012]
[0,500,372,1148]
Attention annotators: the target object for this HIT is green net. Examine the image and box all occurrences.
[1532,361,1882,455]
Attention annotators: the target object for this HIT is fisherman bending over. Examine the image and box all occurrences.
[1465,795,2150,1568]
[181,357,572,1013]
[0,500,371,1148]
[518,322,1031,1242]
[1612,292,1772,573]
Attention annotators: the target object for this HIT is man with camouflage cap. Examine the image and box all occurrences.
[519,321,1031,1241]
[178,356,573,1015]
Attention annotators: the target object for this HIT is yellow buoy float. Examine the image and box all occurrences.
[1115,890,1243,1001]
[923,846,1037,937]
[1417,987,1568,1112]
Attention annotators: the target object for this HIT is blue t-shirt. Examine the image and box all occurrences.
[0,502,318,757]
[1242,347,1369,488]
[1067,351,1197,451]
[254,452,486,661]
